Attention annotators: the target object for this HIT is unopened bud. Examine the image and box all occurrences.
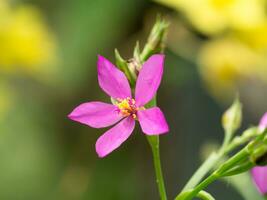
[114,49,136,86]
[222,98,242,135]
[127,58,141,75]
[140,17,169,61]
[133,41,141,63]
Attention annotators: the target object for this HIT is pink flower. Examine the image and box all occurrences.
[251,112,267,195]
[68,54,169,157]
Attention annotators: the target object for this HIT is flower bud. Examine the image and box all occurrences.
[140,17,169,61]
[222,98,242,135]
[133,41,141,63]
[127,58,140,76]
[114,49,136,86]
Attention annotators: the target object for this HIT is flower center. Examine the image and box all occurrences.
[116,97,138,119]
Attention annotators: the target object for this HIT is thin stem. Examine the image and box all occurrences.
[181,143,227,192]
[146,98,167,200]
[181,128,259,193]
[148,136,167,200]
[176,147,250,200]
[185,174,218,200]
[182,152,219,192]
[197,190,215,200]
[221,130,232,150]
[216,148,249,175]
[139,17,169,199]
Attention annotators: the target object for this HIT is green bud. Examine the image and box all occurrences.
[115,48,127,70]
[127,58,140,77]
[114,49,136,86]
[140,16,169,62]
[133,41,141,64]
[222,97,242,135]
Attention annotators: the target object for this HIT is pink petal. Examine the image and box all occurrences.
[135,54,164,106]
[251,166,267,195]
[259,112,267,131]
[137,107,169,135]
[68,101,122,128]
[97,55,131,99]
[96,117,135,157]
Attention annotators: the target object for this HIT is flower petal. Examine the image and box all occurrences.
[138,107,169,135]
[68,101,122,128]
[96,117,135,157]
[259,112,267,131]
[251,166,267,195]
[135,54,164,106]
[97,55,131,99]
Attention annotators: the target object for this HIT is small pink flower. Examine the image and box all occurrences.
[251,112,267,195]
[68,54,169,157]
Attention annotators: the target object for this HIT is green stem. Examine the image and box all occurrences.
[138,17,169,200]
[178,190,215,200]
[197,190,215,200]
[145,99,167,200]
[178,174,218,200]
[146,98,167,199]
[176,147,250,200]
[182,127,259,193]
[147,135,167,200]
[216,148,248,174]
[182,152,219,192]
[221,130,232,151]
[181,144,227,192]
[225,127,259,154]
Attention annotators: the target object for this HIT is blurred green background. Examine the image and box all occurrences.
[1,0,267,199]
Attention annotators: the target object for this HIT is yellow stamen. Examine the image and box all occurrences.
[116,97,139,119]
